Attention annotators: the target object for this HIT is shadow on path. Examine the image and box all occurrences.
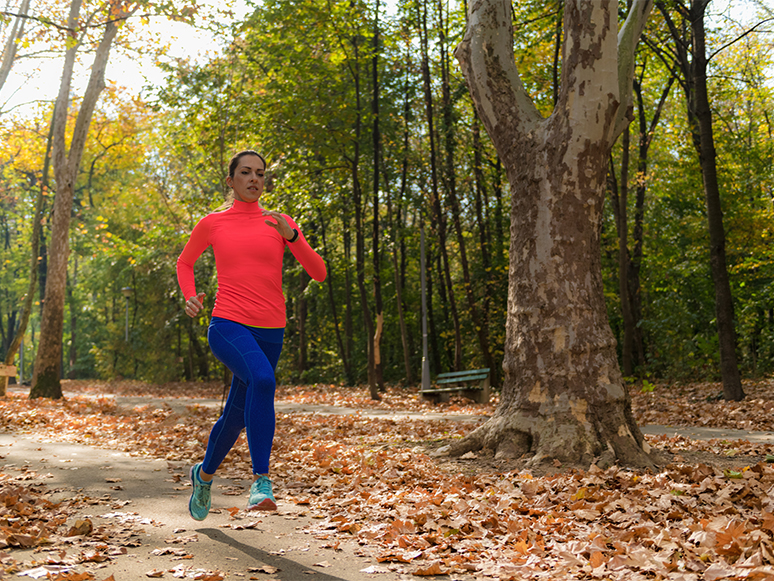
[197,527,352,580]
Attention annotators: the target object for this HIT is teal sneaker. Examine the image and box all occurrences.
[188,463,212,521]
[247,475,277,511]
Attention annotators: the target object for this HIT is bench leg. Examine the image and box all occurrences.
[479,378,490,404]
[421,392,447,404]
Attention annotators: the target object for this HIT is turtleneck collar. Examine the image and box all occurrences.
[231,199,263,213]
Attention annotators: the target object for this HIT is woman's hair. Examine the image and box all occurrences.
[218,150,267,211]
[228,150,266,178]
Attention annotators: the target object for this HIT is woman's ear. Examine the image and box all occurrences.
[225,176,233,188]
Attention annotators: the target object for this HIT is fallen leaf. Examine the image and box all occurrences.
[248,565,279,574]
[413,561,446,576]
[51,573,94,581]
[361,565,389,574]
[66,519,93,537]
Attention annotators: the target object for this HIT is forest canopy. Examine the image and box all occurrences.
[0,0,773,390]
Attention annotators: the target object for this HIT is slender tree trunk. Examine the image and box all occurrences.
[0,0,31,93]
[318,207,352,383]
[418,0,461,371]
[297,271,309,375]
[631,83,648,370]
[185,318,208,379]
[689,4,743,401]
[1,105,54,396]
[425,244,441,374]
[656,0,743,401]
[387,52,414,385]
[438,0,494,378]
[348,35,378,399]
[609,127,636,377]
[67,255,77,379]
[551,0,562,106]
[471,114,500,386]
[630,73,674,369]
[435,0,464,371]
[371,0,385,391]
[354,164,377,396]
[31,0,125,398]
[343,223,354,383]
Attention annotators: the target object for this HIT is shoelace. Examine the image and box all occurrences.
[254,476,272,495]
[196,479,211,501]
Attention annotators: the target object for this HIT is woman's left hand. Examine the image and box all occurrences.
[262,209,295,240]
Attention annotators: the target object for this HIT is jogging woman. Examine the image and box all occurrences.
[176,150,326,520]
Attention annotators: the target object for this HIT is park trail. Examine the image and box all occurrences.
[2,387,774,581]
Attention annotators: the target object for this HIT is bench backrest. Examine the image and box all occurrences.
[436,368,489,381]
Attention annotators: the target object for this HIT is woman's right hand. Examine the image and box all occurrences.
[185,292,206,318]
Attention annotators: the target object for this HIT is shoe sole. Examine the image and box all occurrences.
[247,498,277,511]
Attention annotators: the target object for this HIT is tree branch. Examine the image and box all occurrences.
[641,35,688,96]
[0,10,179,33]
[455,0,541,146]
[614,0,655,138]
[708,17,774,63]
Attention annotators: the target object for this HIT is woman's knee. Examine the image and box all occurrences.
[251,371,276,394]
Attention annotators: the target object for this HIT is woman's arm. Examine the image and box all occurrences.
[176,218,213,306]
[263,210,326,282]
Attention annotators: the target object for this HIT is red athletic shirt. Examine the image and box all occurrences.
[176,199,327,328]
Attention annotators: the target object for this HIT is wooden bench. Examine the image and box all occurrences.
[420,368,490,404]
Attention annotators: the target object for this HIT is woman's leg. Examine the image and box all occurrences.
[205,318,283,476]
[199,372,248,477]
[243,332,283,475]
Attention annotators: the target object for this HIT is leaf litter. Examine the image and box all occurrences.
[1,378,774,579]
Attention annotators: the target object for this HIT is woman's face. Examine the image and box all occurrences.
[227,154,265,203]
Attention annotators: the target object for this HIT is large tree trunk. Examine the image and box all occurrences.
[30,0,125,399]
[451,0,655,469]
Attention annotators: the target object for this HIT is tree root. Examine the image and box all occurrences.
[437,409,658,471]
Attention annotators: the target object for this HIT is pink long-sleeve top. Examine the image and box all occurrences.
[176,199,327,328]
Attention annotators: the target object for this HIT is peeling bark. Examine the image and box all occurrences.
[453,0,656,469]
[31,0,128,399]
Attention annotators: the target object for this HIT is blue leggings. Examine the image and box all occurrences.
[202,317,284,476]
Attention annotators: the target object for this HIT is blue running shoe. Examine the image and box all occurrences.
[247,475,277,511]
[188,463,211,521]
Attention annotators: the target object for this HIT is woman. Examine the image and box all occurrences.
[177,150,326,521]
